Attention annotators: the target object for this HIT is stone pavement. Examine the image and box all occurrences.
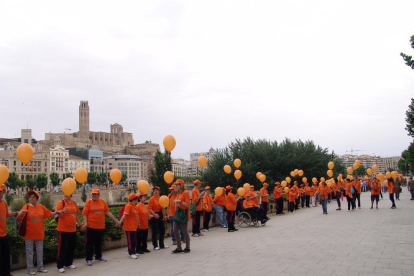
[12,191,414,276]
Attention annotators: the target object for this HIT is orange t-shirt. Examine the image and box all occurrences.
[213,194,226,206]
[82,199,110,229]
[311,186,316,197]
[136,203,150,230]
[260,188,269,202]
[19,204,52,240]
[345,182,352,196]
[225,193,237,211]
[304,186,311,196]
[56,199,80,233]
[292,186,300,199]
[168,193,178,217]
[122,203,139,231]
[243,198,255,208]
[148,196,162,213]
[388,181,395,194]
[354,181,361,194]
[371,182,381,196]
[300,188,304,196]
[192,188,203,211]
[288,190,295,202]
[203,194,213,212]
[251,191,259,205]
[273,187,282,199]
[0,200,10,237]
[317,186,329,198]
[178,190,191,220]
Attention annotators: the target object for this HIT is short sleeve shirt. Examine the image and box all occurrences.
[82,199,110,229]
[20,204,52,240]
[0,200,10,237]
[56,199,80,233]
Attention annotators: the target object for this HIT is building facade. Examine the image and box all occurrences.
[68,155,90,175]
[338,154,401,174]
[190,147,216,176]
[104,155,148,185]
[172,158,191,177]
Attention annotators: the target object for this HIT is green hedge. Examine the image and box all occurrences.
[6,207,123,263]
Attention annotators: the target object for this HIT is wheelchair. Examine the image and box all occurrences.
[236,200,266,228]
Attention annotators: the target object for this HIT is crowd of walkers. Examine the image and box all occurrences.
[1,176,414,276]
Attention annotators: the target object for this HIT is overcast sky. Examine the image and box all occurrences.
[1,0,413,160]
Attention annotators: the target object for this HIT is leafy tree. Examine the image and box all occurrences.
[406,142,414,174]
[63,173,73,180]
[87,172,97,186]
[39,193,53,211]
[18,180,26,189]
[26,177,35,190]
[398,150,411,175]
[11,199,25,212]
[405,98,414,138]
[35,173,48,190]
[149,149,173,196]
[97,172,107,186]
[400,35,414,69]
[4,193,13,206]
[49,172,60,187]
[6,172,19,190]
[179,176,200,183]
[121,173,127,184]
[355,165,367,176]
[81,186,87,203]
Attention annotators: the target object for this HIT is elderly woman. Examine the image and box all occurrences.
[148,186,168,250]
[17,190,63,275]
[119,193,140,259]
[171,179,191,254]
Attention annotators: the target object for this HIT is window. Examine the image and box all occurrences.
[45,162,47,166]
[21,175,24,180]
[14,161,16,166]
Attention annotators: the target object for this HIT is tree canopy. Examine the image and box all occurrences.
[405,98,414,138]
[150,149,173,196]
[400,35,414,69]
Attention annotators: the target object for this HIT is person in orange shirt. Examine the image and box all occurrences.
[260,183,270,219]
[213,186,227,228]
[370,178,381,209]
[333,178,342,211]
[148,186,168,250]
[191,180,205,237]
[202,186,213,232]
[343,179,356,211]
[311,183,318,207]
[167,184,184,245]
[17,190,63,274]
[315,182,329,214]
[354,178,362,209]
[291,182,300,210]
[81,189,119,266]
[119,193,140,259]
[288,185,297,213]
[273,182,284,215]
[225,186,241,232]
[387,178,396,209]
[243,192,267,224]
[171,179,191,254]
[136,193,151,254]
[299,184,306,208]
[303,182,311,208]
[56,192,83,272]
[0,184,19,276]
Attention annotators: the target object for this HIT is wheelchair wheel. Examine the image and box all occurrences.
[237,212,251,228]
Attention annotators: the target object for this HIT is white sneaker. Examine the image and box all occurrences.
[129,254,138,259]
[198,232,204,236]
[58,268,65,273]
[154,247,160,250]
[65,265,76,269]
[202,229,209,232]
[29,270,36,275]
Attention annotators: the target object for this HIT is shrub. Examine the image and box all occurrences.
[10,199,25,212]
[39,193,54,211]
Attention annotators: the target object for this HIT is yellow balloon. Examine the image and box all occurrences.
[391,171,398,178]
[298,170,304,177]
[0,165,9,184]
[243,183,250,193]
[377,173,385,182]
[320,177,325,182]
[237,187,246,196]
[284,187,289,193]
[327,182,332,187]
[137,180,150,193]
[286,177,291,184]
[347,167,353,174]
[259,174,266,183]
[159,195,169,208]
[17,143,34,165]
[327,170,333,177]
[384,180,388,187]
[234,159,241,168]
[319,182,322,187]
[364,176,369,180]
[372,165,378,172]
[215,187,223,196]
[110,169,122,184]
[302,177,307,183]
[223,165,231,174]
[312,177,317,183]
[366,168,373,176]
[353,163,359,170]
[290,171,295,177]
[62,177,76,196]
[355,160,361,165]
[74,168,88,184]
[385,171,391,178]
[281,181,287,187]
[294,169,299,176]
[256,172,262,179]
[338,174,343,179]
[164,171,174,184]
[328,162,334,170]
[163,135,176,152]
[198,156,207,167]
[234,170,242,180]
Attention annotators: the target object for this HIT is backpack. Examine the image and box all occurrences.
[119,203,128,219]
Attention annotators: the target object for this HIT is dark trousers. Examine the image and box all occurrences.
[252,207,266,221]
[57,232,76,269]
[346,195,355,210]
[295,199,299,210]
[203,210,211,230]
[411,189,414,199]
[305,195,310,207]
[0,236,10,276]
[289,202,294,212]
[136,229,148,252]
[86,228,104,261]
[389,193,396,207]
[261,202,269,218]
[276,198,283,214]
[227,210,236,231]
[301,197,305,208]
[125,231,137,255]
[355,193,361,208]
[380,191,383,199]
[150,211,165,248]
[336,197,341,208]
[192,210,201,234]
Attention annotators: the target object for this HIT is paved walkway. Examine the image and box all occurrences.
[12,191,414,276]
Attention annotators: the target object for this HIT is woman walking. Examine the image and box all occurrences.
[171,180,191,254]
[316,182,329,214]
[388,178,396,209]
[334,178,342,211]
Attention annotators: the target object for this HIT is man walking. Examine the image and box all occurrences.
[408,177,414,200]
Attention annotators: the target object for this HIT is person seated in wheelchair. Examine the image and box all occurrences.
[242,191,267,224]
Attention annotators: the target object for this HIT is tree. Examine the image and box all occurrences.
[81,186,87,203]
[87,172,97,186]
[355,165,367,176]
[26,177,35,190]
[400,35,414,69]
[63,173,73,180]
[39,193,53,211]
[406,142,414,174]
[35,173,48,190]
[121,173,127,184]
[405,98,414,138]
[18,180,26,189]
[97,172,108,186]
[149,149,173,196]
[49,172,60,187]
[6,172,19,190]
[4,193,13,206]
[398,150,410,175]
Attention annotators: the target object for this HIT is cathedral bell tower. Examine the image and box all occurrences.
[79,101,90,139]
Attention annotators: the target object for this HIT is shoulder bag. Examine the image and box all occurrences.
[172,207,188,224]
[17,205,29,236]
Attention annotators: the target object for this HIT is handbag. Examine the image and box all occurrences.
[190,203,197,217]
[319,194,325,202]
[172,207,188,224]
[17,205,29,236]
[351,186,356,194]
[336,191,341,198]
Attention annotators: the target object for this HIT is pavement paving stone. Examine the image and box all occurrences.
[374,267,402,275]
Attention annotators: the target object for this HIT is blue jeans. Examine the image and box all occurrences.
[213,205,227,227]
[396,193,400,200]
[169,217,184,241]
[321,199,327,213]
